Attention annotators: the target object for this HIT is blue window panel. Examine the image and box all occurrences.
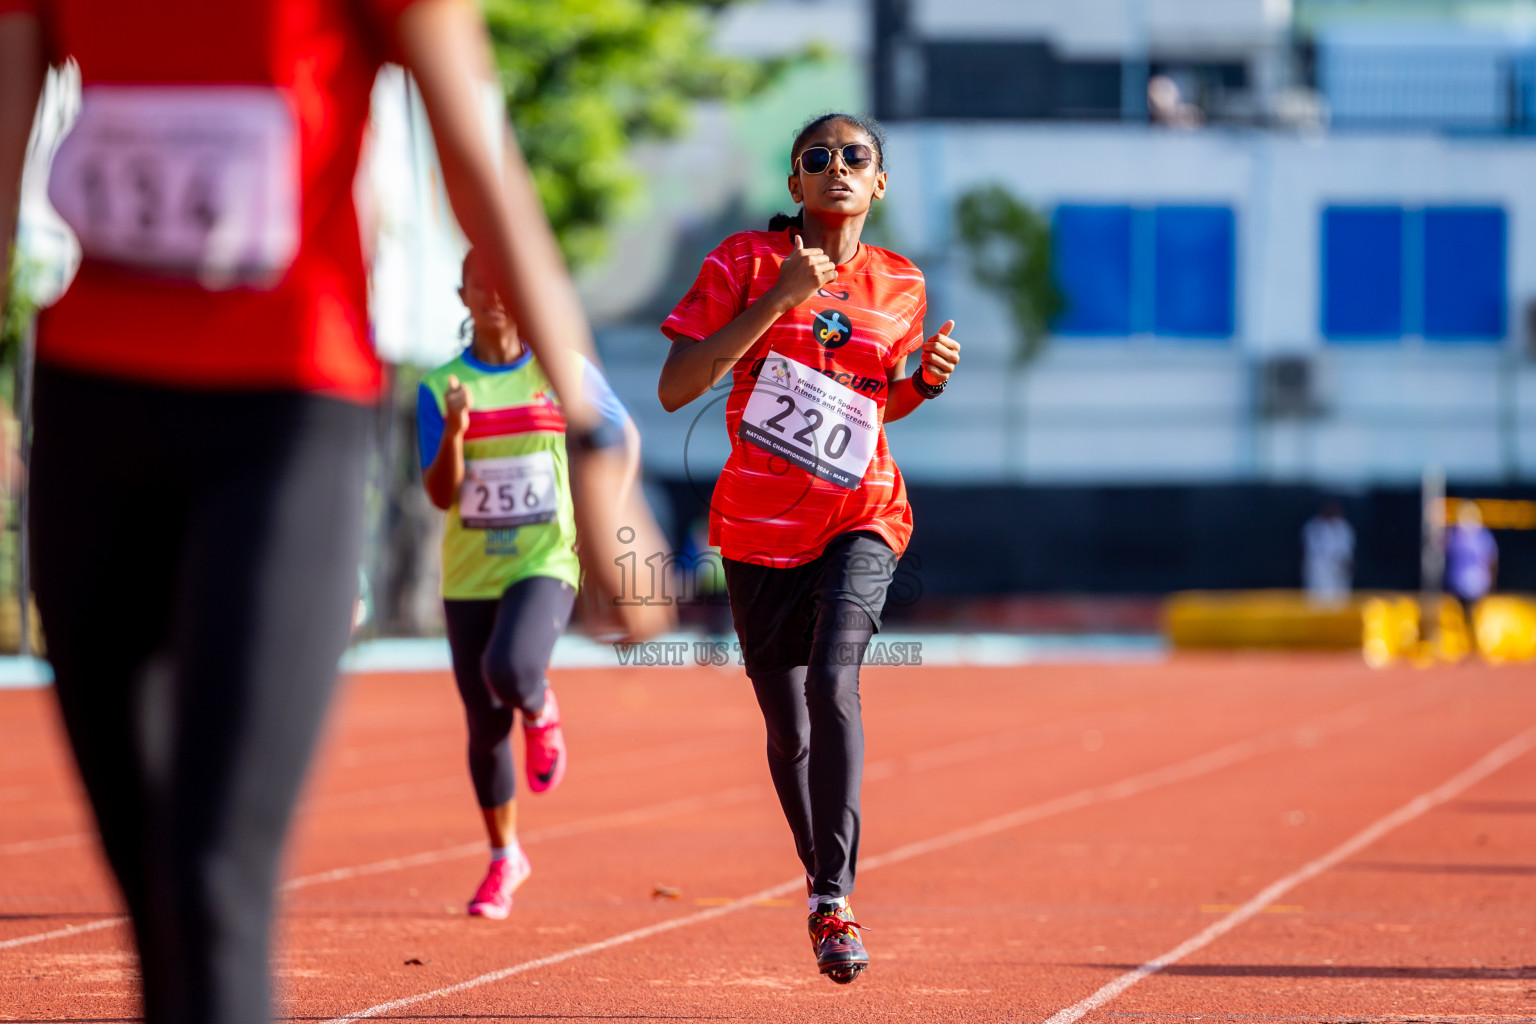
[1423,207,1505,341]
[1323,206,1403,341]
[1153,206,1235,338]
[1052,205,1133,335]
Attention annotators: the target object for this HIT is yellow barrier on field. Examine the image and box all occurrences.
[1361,595,1474,666]
[1474,596,1536,664]
[1361,596,1420,668]
[1164,590,1366,651]
[1166,590,1535,665]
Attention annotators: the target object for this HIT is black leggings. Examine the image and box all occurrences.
[29,368,370,1024]
[443,575,575,808]
[748,600,875,900]
[724,532,896,900]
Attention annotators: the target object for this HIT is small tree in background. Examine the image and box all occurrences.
[954,186,1062,476]
[1,251,38,391]
[0,252,39,651]
[485,0,800,268]
[954,184,1062,366]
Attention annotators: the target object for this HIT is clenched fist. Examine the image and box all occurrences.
[444,374,474,435]
[769,234,838,310]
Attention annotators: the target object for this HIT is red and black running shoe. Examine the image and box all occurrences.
[808,903,869,984]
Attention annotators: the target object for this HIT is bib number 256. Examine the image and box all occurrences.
[459,452,558,530]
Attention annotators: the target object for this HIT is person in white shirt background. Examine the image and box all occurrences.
[1302,500,1355,605]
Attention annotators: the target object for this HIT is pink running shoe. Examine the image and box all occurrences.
[523,687,567,794]
[466,848,531,920]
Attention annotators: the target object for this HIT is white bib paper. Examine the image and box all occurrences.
[48,85,300,290]
[460,451,558,530]
[738,351,879,490]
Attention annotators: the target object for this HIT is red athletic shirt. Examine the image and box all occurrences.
[662,229,927,566]
[1,0,421,402]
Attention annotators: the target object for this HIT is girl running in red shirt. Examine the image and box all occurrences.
[658,112,961,984]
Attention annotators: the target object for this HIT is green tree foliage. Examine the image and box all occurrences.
[484,0,795,267]
[954,185,1062,366]
[1,250,39,394]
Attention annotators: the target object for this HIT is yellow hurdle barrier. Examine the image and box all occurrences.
[1165,590,1535,665]
[1473,596,1536,664]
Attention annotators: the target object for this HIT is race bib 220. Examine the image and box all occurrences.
[738,351,879,489]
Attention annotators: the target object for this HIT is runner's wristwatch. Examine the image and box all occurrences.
[911,365,947,399]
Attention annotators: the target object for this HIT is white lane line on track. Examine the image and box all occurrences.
[322,876,808,1024]
[320,697,1403,1023]
[282,785,766,890]
[285,704,1204,891]
[0,916,126,951]
[0,685,1432,953]
[282,691,1282,892]
[1041,725,1536,1024]
[0,789,770,949]
[0,833,88,856]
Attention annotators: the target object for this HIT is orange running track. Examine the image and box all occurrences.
[2,655,1534,1023]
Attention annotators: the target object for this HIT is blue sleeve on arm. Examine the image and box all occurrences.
[581,356,631,431]
[417,382,445,472]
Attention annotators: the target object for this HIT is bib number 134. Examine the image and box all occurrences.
[48,86,300,290]
[460,452,558,530]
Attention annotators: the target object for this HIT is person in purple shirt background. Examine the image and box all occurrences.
[1446,502,1498,609]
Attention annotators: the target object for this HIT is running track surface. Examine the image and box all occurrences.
[2,656,1534,1023]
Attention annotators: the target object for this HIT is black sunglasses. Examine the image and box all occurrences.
[794,144,875,175]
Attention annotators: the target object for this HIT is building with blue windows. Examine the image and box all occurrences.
[593,0,1536,592]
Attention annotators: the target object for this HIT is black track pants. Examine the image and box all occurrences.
[747,599,876,899]
[724,532,897,900]
[443,575,575,808]
[29,367,370,1024]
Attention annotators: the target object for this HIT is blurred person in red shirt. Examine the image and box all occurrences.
[0,4,668,1023]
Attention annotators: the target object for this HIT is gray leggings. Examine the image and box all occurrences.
[443,575,575,807]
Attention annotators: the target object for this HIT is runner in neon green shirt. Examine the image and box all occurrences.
[419,248,636,919]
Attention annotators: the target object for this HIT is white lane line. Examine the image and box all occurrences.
[1041,725,1536,1024]
[0,833,89,856]
[321,876,808,1023]
[320,700,1398,1023]
[0,789,769,949]
[282,786,765,891]
[0,916,126,951]
[285,705,1191,891]
[0,687,1425,951]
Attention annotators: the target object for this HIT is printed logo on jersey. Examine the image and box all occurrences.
[812,309,853,350]
[762,357,793,389]
[484,529,519,557]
